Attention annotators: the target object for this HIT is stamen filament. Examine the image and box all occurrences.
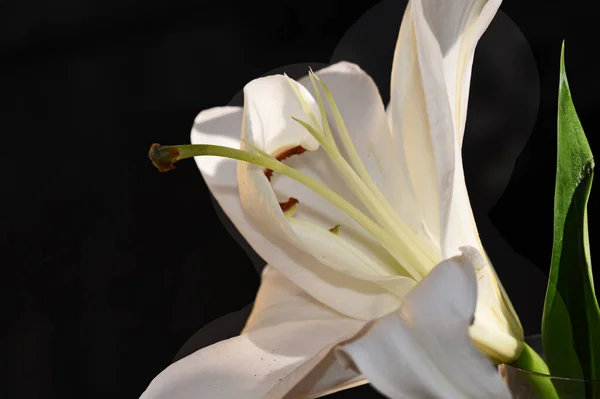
[291,117,332,152]
[149,143,423,280]
[288,71,438,269]
[313,74,441,267]
[293,116,434,274]
[284,74,321,131]
[242,139,276,160]
[308,69,334,144]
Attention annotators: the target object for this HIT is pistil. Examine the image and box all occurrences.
[148,142,423,280]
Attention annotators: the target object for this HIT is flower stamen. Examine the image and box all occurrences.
[264,146,307,181]
[148,142,423,280]
[288,71,440,276]
[279,197,299,212]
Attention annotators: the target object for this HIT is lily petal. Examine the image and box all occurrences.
[240,75,321,155]
[140,266,366,399]
[192,103,406,320]
[339,246,512,399]
[387,0,522,363]
[387,0,501,255]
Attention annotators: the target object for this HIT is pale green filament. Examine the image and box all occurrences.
[312,72,441,266]
[291,116,434,275]
[307,70,334,143]
[242,139,276,160]
[284,74,320,131]
[288,71,440,275]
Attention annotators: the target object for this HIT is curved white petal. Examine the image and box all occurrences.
[388,0,522,363]
[339,247,512,399]
[469,261,524,363]
[241,75,321,154]
[242,266,359,334]
[140,266,366,399]
[191,102,405,320]
[388,0,502,256]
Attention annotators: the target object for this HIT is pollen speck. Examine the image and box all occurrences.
[329,225,341,235]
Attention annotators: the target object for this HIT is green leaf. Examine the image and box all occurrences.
[542,41,600,397]
[511,343,560,399]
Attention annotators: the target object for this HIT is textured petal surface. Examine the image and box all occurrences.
[387,0,502,255]
[387,0,522,361]
[140,266,366,399]
[339,247,512,399]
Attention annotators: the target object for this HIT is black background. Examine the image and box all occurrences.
[1,0,598,398]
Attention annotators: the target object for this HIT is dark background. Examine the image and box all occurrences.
[1,0,598,398]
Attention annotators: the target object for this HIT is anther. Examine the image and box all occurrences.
[264,146,306,181]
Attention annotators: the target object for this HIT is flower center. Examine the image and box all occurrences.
[148,69,443,280]
[284,70,442,277]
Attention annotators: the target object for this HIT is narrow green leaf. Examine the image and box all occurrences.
[542,41,600,397]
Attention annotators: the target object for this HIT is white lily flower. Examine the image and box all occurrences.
[143,0,523,397]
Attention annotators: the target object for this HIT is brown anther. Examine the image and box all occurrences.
[149,143,180,172]
[279,197,299,212]
[265,169,274,181]
[264,146,307,181]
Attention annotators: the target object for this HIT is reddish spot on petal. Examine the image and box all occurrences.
[279,197,299,212]
[264,145,307,181]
